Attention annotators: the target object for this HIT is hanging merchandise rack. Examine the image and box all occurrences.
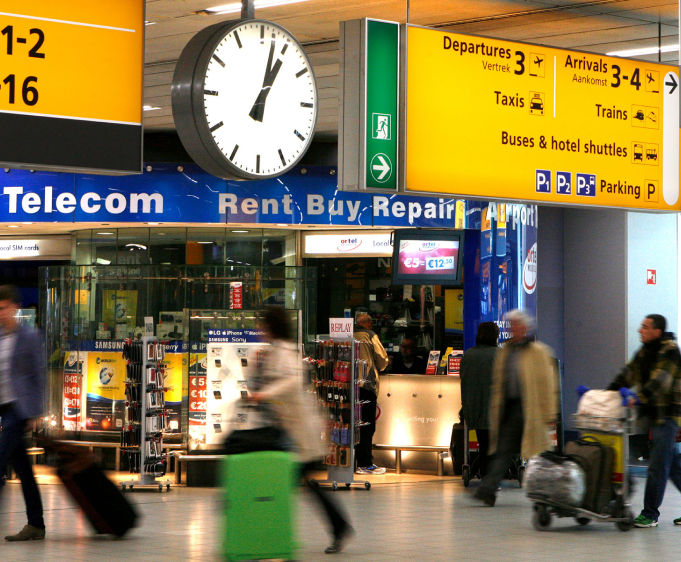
[308,337,371,491]
[120,336,172,492]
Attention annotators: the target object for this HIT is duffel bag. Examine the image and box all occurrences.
[577,390,624,424]
[525,451,586,507]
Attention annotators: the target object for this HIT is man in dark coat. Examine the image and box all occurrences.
[460,322,499,477]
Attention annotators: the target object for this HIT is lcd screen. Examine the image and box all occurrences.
[391,230,464,286]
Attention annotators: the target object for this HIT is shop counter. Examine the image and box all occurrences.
[373,374,461,474]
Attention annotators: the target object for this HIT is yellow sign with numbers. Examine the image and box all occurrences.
[0,1,143,123]
[0,1,144,173]
[403,25,680,211]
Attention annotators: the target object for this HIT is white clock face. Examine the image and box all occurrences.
[202,21,317,177]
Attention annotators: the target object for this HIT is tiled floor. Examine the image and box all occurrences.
[1,469,681,561]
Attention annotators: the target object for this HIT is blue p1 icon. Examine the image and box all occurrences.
[576,173,596,197]
[556,172,572,195]
[536,169,551,193]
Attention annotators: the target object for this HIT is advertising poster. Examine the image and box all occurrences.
[425,350,441,375]
[85,351,126,431]
[158,348,183,432]
[229,282,243,309]
[102,290,138,329]
[63,351,86,430]
[189,353,207,445]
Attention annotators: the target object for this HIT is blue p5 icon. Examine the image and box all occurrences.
[536,169,551,193]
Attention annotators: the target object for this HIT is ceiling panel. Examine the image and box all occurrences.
[142,0,680,139]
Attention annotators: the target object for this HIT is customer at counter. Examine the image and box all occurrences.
[390,336,427,374]
[354,314,388,475]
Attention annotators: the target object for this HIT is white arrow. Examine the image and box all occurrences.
[372,155,390,180]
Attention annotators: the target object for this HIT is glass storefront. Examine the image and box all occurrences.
[40,259,316,455]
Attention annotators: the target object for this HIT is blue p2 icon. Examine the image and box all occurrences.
[556,172,572,195]
[536,170,551,193]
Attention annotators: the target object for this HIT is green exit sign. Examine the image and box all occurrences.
[339,18,399,191]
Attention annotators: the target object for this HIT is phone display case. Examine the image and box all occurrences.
[120,336,171,492]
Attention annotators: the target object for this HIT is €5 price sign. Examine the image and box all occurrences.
[0,1,144,174]
[402,25,680,211]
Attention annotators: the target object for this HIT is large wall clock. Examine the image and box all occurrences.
[172,19,318,180]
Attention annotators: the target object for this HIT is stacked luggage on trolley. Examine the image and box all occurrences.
[526,390,636,532]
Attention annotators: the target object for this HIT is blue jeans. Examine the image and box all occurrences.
[0,404,44,528]
[642,418,681,521]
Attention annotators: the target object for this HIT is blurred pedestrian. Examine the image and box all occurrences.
[473,309,557,506]
[460,322,499,478]
[249,308,354,554]
[0,285,46,541]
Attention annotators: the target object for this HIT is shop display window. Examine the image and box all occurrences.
[40,258,316,456]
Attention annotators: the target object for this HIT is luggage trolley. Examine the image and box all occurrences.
[461,421,479,487]
[461,421,526,487]
[529,407,635,532]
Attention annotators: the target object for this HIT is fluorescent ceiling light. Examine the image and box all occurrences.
[97,232,114,235]
[607,44,679,57]
[96,258,111,265]
[143,105,161,111]
[197,241,214,244]
[126,244,148,250]
[145,21,157,26]
[7,225,19,228]
[21,222,33,225]
[231,230,249,233]
[206,0,310,14]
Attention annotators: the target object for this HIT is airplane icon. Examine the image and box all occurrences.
[534,56,544,66]
[647,72,655,84]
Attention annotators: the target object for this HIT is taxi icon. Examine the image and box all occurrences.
[530,94,544,111]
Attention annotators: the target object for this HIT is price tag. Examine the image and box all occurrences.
[426,256,455,271]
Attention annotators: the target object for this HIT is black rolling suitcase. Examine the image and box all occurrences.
[45,439,138,537]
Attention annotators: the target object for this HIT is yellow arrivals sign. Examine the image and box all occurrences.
[403,26,680,211]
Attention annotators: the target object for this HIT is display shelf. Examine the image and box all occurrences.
[306,336,371,491]
[120,336,171,492]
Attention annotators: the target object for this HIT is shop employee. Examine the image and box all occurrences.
[390,336,427,374]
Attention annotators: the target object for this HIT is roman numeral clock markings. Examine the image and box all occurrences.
[281,43,288,55]
[229,145,239,161]
[278,149,286,166]
[295,68,308,78]
[301,102,313,108]
[212,54,225,67]
[209,121,223,132]
[234,30,242,49]
[256,155,260,173]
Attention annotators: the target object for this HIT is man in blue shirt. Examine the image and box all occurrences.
[0,285,46,541]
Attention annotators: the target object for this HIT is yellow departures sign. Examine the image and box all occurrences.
[0,0,144,124]
[404,26,680,211]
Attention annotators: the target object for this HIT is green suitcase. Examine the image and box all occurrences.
[221,451,298,561]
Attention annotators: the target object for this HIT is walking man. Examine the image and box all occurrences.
[473,309,557,506]
[353,314,388,475]
[0,285,46,541]
[608,314,681,528]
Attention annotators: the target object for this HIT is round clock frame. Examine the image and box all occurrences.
[172,19,318,180]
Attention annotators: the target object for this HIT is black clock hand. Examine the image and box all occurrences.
[249,38,283,122]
